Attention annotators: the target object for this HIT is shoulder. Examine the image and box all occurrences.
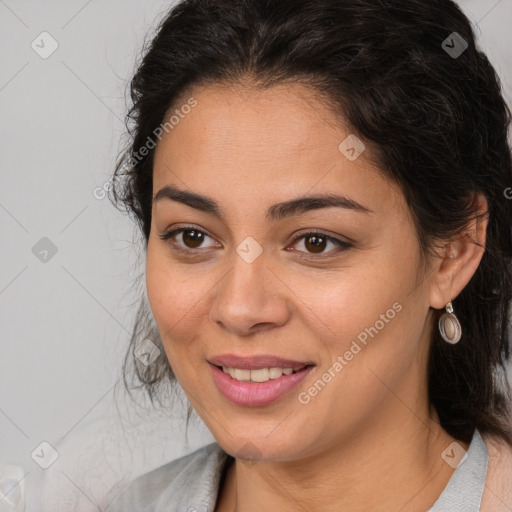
[481,433,512,512]
[105,442,229,512]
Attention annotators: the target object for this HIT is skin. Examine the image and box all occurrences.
[146,81,488,511]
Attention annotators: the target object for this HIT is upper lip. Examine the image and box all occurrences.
[209,354,314,370]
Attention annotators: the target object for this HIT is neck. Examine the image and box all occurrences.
[216,403,467,512]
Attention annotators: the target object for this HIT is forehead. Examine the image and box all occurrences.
[152,82,404,218]
[156,81,344,158]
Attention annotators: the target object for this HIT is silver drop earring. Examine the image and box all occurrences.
[438,300,462,344]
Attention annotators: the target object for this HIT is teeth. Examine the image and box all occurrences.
[233,368,251,381]
[269,367,284,379]
[222,366,306,382]
[250,368,270,382]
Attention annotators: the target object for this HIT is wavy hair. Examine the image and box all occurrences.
[110,0,512,446]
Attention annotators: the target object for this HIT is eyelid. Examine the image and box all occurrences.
[158,224,352,256]
[158,224,219,251]
[288,229,352,257]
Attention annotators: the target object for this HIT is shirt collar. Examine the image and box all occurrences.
[178,428,488,512]
[428,429,489,512]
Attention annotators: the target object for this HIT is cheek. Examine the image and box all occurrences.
[309,247,424,379]
[145,244,208,356]
[306,265,402,345]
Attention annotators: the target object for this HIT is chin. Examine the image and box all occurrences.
[214,430,307,463]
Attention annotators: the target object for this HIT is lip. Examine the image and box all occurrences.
[209,359,315,407]
[209,353,313,370]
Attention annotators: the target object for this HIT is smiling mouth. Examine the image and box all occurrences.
[209,361,315,407]
[214,364,313,383]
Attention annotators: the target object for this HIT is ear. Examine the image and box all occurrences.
[429,193,488,310]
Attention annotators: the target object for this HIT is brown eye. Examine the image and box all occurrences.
[159,226,218,251]
[291,231,352,256]
[304,234,327,253]
[181,229,204,248]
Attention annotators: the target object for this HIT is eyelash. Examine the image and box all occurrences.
[158,225,352,258]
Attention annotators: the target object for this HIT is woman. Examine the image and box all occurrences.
[106,0,512,510]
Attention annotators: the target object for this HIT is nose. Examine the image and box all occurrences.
[209,249,291,336]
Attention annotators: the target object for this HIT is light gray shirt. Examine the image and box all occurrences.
[105,429,488,511]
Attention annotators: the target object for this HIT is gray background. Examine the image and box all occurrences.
[1,0,511,510]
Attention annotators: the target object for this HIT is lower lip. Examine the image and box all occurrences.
[209,363,314,407]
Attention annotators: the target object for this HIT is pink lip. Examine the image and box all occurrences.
[209,361,314,407]
[209,353,312,370]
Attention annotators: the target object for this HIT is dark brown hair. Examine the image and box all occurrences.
[111,0,512,446]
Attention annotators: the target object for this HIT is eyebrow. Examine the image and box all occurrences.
[153,184,373,221]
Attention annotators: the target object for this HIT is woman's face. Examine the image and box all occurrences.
[146,82,437,461]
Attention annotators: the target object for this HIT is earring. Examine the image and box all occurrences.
[438,301,462,344]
